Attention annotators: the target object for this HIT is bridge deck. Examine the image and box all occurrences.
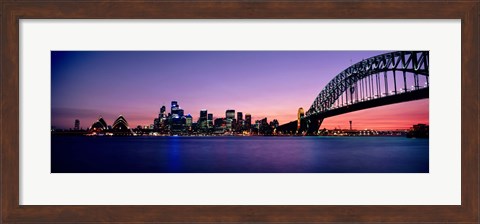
[277,87,428,132]
[309,87,429,120]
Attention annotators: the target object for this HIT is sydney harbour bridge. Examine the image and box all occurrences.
[276,51,429,135]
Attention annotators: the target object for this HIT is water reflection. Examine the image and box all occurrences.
[52,136,429,173]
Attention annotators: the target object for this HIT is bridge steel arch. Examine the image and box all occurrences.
[276,51,429,135]
[306,51,429,117]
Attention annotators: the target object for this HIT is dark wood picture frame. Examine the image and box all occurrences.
[1,1,478,223]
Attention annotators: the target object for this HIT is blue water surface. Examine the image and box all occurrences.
[51,136,429,173]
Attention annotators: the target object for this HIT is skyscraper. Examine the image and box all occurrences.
[158,105,167,131]
[245,113,252,129]
[153,118,160,130]
[237,112,243,121]
[225,110,236,131]
[226,109,235,119]
[171,101,184,118]
[199,109,208,130]
[74,119,80,130]
[177,108,184,117]
[200,109,208,121]
[185,114,193,129]
[236,112,244,130]
[159,105,166,119]
[207,113,213,128]
[171,101,178,114]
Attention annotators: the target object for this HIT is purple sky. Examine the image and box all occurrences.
[51,51,428,130]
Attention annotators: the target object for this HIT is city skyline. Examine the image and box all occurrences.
[52,51,428,130]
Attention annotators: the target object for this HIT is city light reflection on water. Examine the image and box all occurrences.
[52,136,428,173]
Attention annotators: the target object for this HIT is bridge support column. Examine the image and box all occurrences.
[306,118,324,136]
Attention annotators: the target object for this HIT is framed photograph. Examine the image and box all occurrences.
[50,50,430,174]
[1,1,478,223]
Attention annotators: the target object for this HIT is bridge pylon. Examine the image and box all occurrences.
[306,117,324,136]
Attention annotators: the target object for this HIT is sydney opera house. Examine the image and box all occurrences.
[88,115,133,135]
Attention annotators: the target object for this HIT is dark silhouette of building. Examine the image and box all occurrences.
[160,105,166,115]
[214,118,225,127]
[185,114,193,130]
[245,113,252,130]
[237,112,243,121]
[297,107,305,132]
[74,119,80,130]
[90,116,108,131]
[112,115,130,130]
[407,124,429,138]
[226,109,235,119]
[200,109,207,120]
[171,101,178,115]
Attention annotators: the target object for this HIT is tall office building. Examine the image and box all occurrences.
[200,109,208,120]
[226,109,235,119]
[237,112,243,121]
[171,101,184,118]
[207,113,213,128]
[245,113,252,129]
[171,101,178,114]
[199,109,208,129]
[159,105,166,118]
[225,110,236,131]
[235,112,243,130]
[74,119,80,130]
[153,118,160,130]
[177,108,184,117]
[185,114,193,128]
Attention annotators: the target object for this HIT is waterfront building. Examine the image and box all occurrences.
[112,115,130,130]
[90,116,108,131]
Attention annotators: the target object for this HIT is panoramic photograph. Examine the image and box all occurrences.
[51,51,429,173]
